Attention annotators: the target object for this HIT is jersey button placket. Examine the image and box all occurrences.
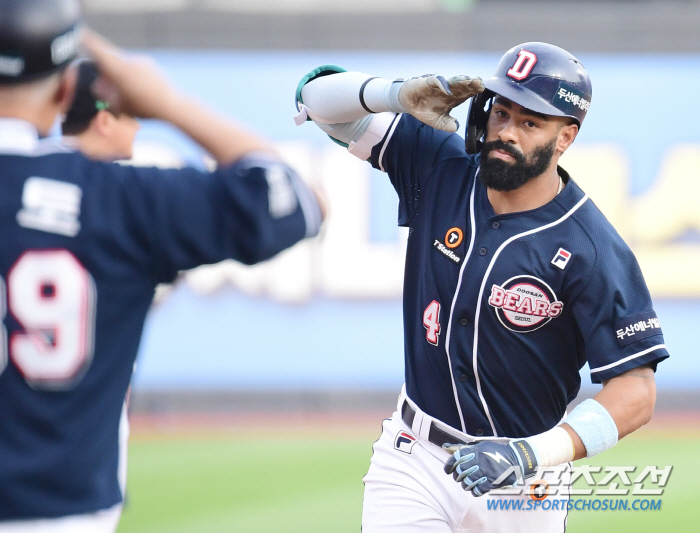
[491,221,501,230]
[479,247,488,256]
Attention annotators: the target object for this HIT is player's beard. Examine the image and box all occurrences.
[478,138,557,192]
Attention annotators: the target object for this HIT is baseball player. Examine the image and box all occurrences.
[0,1,322,531]
[295,43,668,532]
[61,60,140,161]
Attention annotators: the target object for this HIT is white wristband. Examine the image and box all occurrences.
[526,426,576,467]
[565,399,619,457]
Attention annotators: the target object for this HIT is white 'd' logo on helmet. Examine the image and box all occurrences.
[488,275,563,333]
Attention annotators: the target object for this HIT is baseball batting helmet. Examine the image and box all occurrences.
[0,0,82,83]
[465,42,592,154]
[62,61,105,135]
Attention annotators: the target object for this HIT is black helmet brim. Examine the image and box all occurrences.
[484,78,577,124]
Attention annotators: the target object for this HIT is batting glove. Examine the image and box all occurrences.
[398,74,484,133]
[443,440,539,497]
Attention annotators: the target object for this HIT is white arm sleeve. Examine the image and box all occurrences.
[300,72,405,124]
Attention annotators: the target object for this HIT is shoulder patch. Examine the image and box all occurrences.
[615,312,663,348]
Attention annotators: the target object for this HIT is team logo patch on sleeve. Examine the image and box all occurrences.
[615,311,663,348]
[488,275,563,333]
[551,248,572,270]
[394,431,418,454]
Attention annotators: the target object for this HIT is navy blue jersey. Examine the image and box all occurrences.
[0,119,321,520]
[370,114,668,439]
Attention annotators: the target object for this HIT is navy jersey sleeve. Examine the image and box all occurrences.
[569,222,669,384]
[81,153,322,284]
[369,114,467,226]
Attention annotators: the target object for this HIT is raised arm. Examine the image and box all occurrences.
[295,66,484,160]
[83,30,274,166]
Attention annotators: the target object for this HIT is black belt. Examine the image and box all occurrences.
[401,400,469,448]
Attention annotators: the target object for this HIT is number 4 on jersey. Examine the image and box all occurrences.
[423,300,441,346]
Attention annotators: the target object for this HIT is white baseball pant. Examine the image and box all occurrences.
[0,504,122,533]
[362,387,571,532]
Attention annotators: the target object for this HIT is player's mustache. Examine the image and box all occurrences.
[481,140,525,163]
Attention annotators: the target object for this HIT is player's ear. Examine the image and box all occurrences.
[55,68,76,111]
[555,121,578,154]
[92,109,115,136]
[58,63,80,114]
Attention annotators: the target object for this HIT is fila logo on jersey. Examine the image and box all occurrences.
[394,431,418,454]
[488,275,563,333]
[551,248,572,270]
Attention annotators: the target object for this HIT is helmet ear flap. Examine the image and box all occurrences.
[466,90,494,154]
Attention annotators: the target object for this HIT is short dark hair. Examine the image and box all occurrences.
[62,61,113,136]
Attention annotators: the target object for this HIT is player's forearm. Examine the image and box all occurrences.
[84,30,274,165]
[300,72,406,124]
[165,96,275,165]
[560,423,587,460]
[562,365,656,460]
[298,67,483,142]
[593,365,656,439]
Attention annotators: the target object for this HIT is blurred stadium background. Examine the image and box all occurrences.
[79,0,700,531]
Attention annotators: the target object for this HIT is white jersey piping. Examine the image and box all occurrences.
[589,344,666,374]
[378,114,401,173]
[471,193,590,437]
[443,174,478,433]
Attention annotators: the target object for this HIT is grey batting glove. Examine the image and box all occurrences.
[443,440,539,497]
[398,75,484,133]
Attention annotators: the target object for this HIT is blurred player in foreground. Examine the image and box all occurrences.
[296,43,668,532]
[0,0,323,531]
[61,60,139,162]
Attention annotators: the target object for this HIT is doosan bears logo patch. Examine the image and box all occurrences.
[488,275,563,333]
[394,431,418,454]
